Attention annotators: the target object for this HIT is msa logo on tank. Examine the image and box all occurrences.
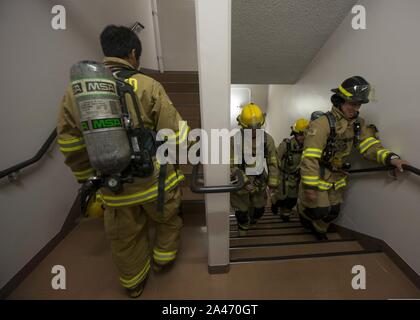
[81,118,123,132]
[71,79,117,96]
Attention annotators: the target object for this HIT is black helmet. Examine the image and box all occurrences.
[331,76,371,104]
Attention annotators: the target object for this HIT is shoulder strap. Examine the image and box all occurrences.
[113,69,146,130]
[325,111,336,138]
[322,112,337,162]
[353,119,362,145]
[115,69,140,80]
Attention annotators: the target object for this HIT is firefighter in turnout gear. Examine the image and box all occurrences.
[298,76,409,240]
[57,25,189,298]
[271,118,309,221]
[230,103,280,235]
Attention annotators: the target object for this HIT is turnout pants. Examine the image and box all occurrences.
[104,187,182,290]
[271,174,299,213]
[297,181,343,234]
[231,189,267,229]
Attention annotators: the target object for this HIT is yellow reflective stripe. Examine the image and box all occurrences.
[119,259,150,289]
[166,122,189,145]
[268,177,280,185]
[60,145,86,152]
[359,137,380,154]
[153,249,177,262]
[73,168,94,179]
[377,149,391,165]
[58,137,83,145]
[58,137,86,152]
[302,176,319,186]
[177,124,190,145]
[302,152,322,159]
[302,148,323,159]
[102,172,185,207]
[334,177,347,190]
[318,180,333,191]
[124,77,138,92]
[339,85,353,97]
[304,148,323,154]
[268,156,278,165]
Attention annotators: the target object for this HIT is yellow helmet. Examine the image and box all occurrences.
[86,194,105,218]
[292,118,310,134]
[237,103,265,128]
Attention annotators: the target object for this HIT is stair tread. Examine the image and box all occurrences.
[230,232,343,247]
[230,240,363,261]
[230,222,302,230]
[230,226,307,237]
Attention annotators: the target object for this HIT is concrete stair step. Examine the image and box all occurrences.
[230,221,303,230]
[230,226,308,237]
[230,240,363,262]
[230,232,343,247]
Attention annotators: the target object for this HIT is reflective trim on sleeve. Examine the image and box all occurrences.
[318,180,333,191]
[165,121,190,145]
[58,137,86,152]
[358,137,381,154]
[334,177,347,190]
[377,149,392,165]
[302,175,320,187]
[73,168,95,180]
[302,148,323,159]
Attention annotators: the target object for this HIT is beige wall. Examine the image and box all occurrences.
[266,0,420,274]
[157,0,198,71]
[0,0,157,289]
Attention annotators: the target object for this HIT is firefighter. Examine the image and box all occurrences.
[57,25,189,297]
[230,103,280,235]
[271,118,309,221]
[298,76,409,240]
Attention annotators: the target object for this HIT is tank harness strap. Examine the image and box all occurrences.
[116,68,167,212]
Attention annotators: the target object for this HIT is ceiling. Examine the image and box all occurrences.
[231,0,358,84]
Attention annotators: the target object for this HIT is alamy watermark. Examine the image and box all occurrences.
[51,265,66,290]
[352,5,366,30]
[156,122,265,176]
[351,265,366,290]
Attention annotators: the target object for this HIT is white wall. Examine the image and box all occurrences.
[231,84,268,128]
[157,0,198,71]
[265,0,420,274]
[0,0,157,290]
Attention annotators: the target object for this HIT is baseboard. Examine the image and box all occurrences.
[333,224,420,290]
[139,67,159,74]
[208,264,230,274]
[0,195,81,299]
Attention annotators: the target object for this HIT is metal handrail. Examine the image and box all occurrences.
[190,165,245,194]
[348,164,420,176]
[0,128,57,181]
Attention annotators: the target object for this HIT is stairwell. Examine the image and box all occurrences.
[229,209,380,263]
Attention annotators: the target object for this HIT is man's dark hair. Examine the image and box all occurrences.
[100,25,142,60]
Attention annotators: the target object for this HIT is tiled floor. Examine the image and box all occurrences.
[8,211,420,300]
